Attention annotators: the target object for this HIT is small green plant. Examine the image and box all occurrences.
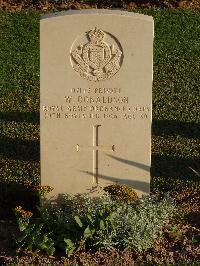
[164,224,185,241]
[63,203,122,256]
[14,205,55,255]
[40,192,175,254]
[40,193,122,256]
[14,187,175,256]
[104,184,138,203]
[191,235,200,245]
[111,194,176,251]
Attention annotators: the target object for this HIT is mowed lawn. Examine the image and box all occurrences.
[0,9,200,216]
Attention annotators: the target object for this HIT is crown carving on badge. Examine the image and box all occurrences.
[88,27,105,43]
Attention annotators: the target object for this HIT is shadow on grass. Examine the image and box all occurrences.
[81,153,199,193]
[151,154,200,179]
[0,111,39,124]
[0,137,39,161]
[0,181,39,219]
[151,154,200,193]
[185,211,200,228]
[152,119,200,139]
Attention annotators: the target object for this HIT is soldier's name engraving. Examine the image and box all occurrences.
[63,95,128,104]
[66,86,127,104]
[76,96,128,104]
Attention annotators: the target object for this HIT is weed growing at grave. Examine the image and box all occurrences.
[14,206,55,256]
[104,184,138,203]
[14,206,33,231]
[32,185,54,198]
[14,189,175,256]
[39,193,122,256]
[111,194,176,251]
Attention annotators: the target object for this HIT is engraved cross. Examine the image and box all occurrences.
[76,125,115,184]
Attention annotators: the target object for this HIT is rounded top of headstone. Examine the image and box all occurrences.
[41,9,153,22]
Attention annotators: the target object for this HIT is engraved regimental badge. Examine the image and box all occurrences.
[70,28,123,81]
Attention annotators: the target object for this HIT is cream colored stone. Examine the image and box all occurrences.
[40,10,154,198]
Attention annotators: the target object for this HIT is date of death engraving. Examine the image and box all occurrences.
[42,106,150,120]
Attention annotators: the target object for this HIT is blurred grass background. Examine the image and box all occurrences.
[0,9,199,216]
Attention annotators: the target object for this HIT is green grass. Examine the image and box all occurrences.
[0,9,200,215]
[148,9,200,193]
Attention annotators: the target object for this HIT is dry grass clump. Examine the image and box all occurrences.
[104,184,138,203]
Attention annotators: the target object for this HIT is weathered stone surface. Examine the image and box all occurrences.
[40,10,154,197]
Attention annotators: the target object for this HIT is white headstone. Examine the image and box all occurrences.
[40,10,154,197]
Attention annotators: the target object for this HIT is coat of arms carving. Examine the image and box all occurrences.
[70,28,123,81]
